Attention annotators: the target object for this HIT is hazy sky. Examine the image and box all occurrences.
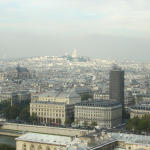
[0,0,150,61]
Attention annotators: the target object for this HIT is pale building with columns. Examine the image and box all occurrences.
[74,100,122,128]
[130,103,150,118]
[30,101,74,125]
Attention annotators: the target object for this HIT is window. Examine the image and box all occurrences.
[22,143,26,150]
[46,147,50,150]
[38,145,42,150]
[30,144,35,150]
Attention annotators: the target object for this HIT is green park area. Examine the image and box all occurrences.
[126,114,150,134]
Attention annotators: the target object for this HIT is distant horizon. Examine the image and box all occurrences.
[0,52,150,64]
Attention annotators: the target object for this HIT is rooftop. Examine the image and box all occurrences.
[39,90,80,99]
[76,100,121,107]
[111,133,150,146]
[131,104,150,111]
[31,101,66,105]
[16,133,72,146]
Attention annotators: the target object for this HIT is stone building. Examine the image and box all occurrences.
[93,91,109,100]
[16,132,150,150]
[111,133,150,150]
[30,101,74,125]
[74,100,122,128]
[80,132,150,150]
[16,133,75,150]
[130,102,150,118]
[7,65,30,80]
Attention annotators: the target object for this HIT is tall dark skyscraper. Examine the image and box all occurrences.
[109,66,124,114]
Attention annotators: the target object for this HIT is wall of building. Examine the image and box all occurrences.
[16,140,67,150]
[130,109,150,118]
[125,143,150,150]
[74,105,122,128]
[30,102,68,125]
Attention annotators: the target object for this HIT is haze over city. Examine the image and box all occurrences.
[1,1,150,150]
[0,0,150,61]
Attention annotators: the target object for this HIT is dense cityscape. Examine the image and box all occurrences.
[0,51,150,150]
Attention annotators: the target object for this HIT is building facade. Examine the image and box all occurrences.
[130,103,150,118]
[30,101,74,125]
[93,92,109,100]
[16,133,74,150]
[74,100,122,128]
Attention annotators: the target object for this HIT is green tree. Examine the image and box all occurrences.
[126,115,150,134]
[91,121,97,128]
[83,121,88,127]
[19,106,30,122]
[3,105,20,120]
[0,144,15,150]
[56,118,61,125]
[65,118,72,126]
[81,94,93,101]
[0,101,11,115]
[124,111,130,119]
[9,105,20,120]
[30,113,38,124]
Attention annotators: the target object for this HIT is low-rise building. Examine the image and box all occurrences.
[74,100,122,128]
[80,132,150,150]
[16,132,150,150]
[111,132,150,150]
[16,133,75,150]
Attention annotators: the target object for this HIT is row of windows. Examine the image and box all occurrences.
[75,114,110,118]
[75,110,111,114]
[31,109,65,113]
[23,144,53,150]
[31,105,65,109]
[33,112,65,117]
[75,107,111,110]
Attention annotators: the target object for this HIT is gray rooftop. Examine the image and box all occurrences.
[39,90,80,99]
[131,104,150,111]
[111,133,150,146]
[16,133,72,146]
[76,100,121,107]
[31,101,66,105]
